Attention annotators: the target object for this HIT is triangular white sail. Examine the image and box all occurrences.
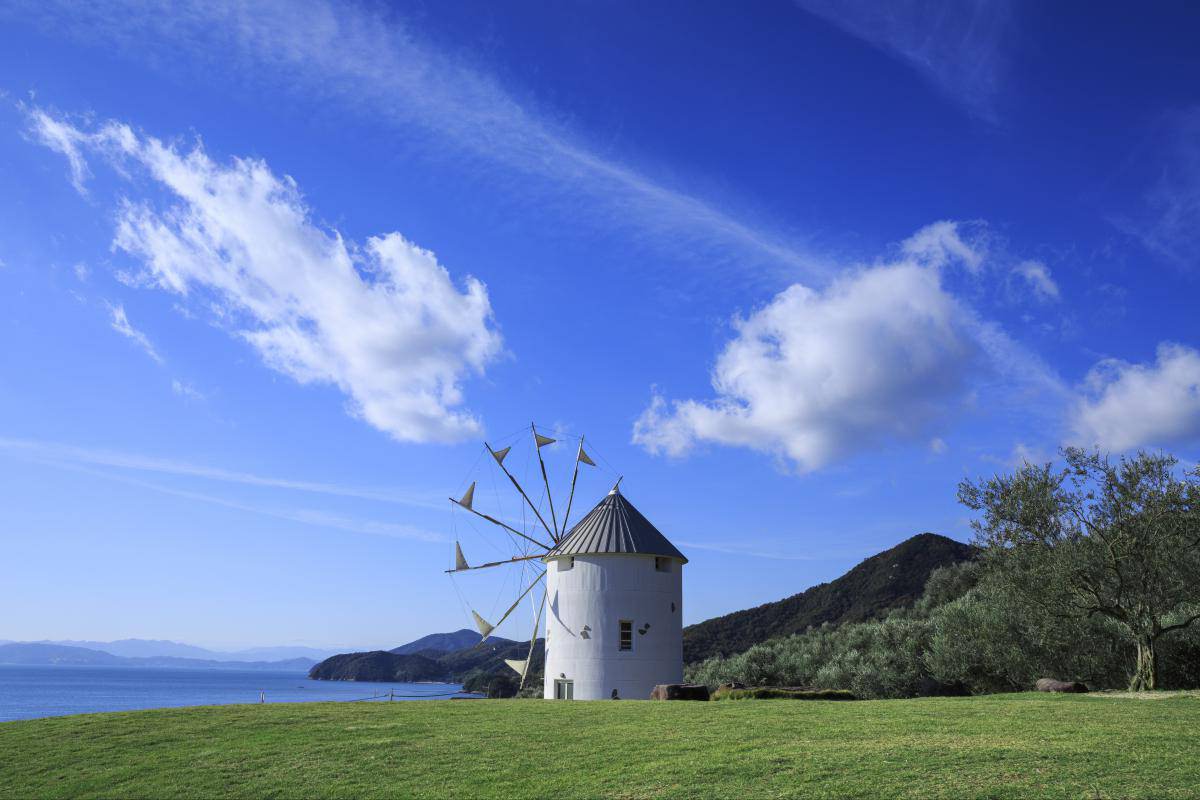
[491,446,511,465]
[456,482,475,510]
[454,541,469,571]
[534,433,556,448]
[504,658,527,676]
[472,610,495,640]
[577,444,596,467]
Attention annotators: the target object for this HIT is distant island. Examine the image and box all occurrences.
[308,631,543,696]
[0,642,316,672]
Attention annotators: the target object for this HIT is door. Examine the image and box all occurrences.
[554,679,574,700]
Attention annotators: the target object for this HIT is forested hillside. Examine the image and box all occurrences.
[683,533,975,663]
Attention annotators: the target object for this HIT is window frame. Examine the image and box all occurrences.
[554,679,574,700]
[618,619,633,652]
[655,556,671,573]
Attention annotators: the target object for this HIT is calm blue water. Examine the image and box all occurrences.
[0,665,480,722]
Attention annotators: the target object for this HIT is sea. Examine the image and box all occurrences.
[0,665,479,722]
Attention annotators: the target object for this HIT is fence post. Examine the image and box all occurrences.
[259,691,265,704]
[389,688,394,702]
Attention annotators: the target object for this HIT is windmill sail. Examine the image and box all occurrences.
[454,541,469,571]
[472,610,495,640]
[456,482,476,511]
[504,658,527,675]
[534,433,556,448]
[577,444,596,466]
[491,446,511,465]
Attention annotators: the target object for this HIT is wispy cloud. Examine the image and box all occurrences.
[25,105,90,191]
[1115,108,1200,271]
[794,0,1012,122]
[676,539,817,562]
[107,302,163,364]
[170,380,205,402]
[39,458,445,543]
[1012,260,1060,302]
[8,0,818,282]
[29,109,503,443]
[0,436,445,511]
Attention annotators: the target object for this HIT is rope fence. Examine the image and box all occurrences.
[256,687,482,704]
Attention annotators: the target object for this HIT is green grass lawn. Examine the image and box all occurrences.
[2,693,1198,799]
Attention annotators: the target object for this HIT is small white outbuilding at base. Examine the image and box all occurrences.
[542,486,687,700]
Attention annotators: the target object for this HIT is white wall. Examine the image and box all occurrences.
[543,553,683,700]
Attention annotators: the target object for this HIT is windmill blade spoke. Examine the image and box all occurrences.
[444,553,545,574]
[450,497,553,551]
[532,423,559,540]
[486,442,558,542]
[481,570,546,640]
[561,435,595,536]
[518,587,549,691]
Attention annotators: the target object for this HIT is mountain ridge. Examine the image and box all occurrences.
[390,629,499,656]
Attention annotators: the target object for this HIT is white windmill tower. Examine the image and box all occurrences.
[446,425,687,700]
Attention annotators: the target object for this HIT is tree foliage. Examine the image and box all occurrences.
[958,448,1200,690]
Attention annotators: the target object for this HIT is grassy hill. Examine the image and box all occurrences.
[2,694,1199,798]
[683,532,975,663]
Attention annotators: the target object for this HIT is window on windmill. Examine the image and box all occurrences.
[619,620,633,651]
[655,557,671,573]
[559,557,574,572]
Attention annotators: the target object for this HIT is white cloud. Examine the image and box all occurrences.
[171,379,205,402]
[929,437,948,455]
[1012,260,1059,302]
[901,219,986,272]
[1070,343,1200,452]
[634,221,1064,472]
[27,108,91,192]
[12,0,817,282]
[107,302,163,364]
[33,111,502,443]
[794,0,1011,121]
[73,262,90,282]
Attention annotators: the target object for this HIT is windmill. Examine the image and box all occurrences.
[446,423,599,692]
[447,423,688,700]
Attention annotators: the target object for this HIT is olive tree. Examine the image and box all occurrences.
[958,448,1200,691]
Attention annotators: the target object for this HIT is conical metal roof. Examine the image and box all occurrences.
[545,486,687,563]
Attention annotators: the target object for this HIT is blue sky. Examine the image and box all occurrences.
[1,0,1198,651]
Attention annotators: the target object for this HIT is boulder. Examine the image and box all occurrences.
[1035,678,1088,693]
[650,683,711,701]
